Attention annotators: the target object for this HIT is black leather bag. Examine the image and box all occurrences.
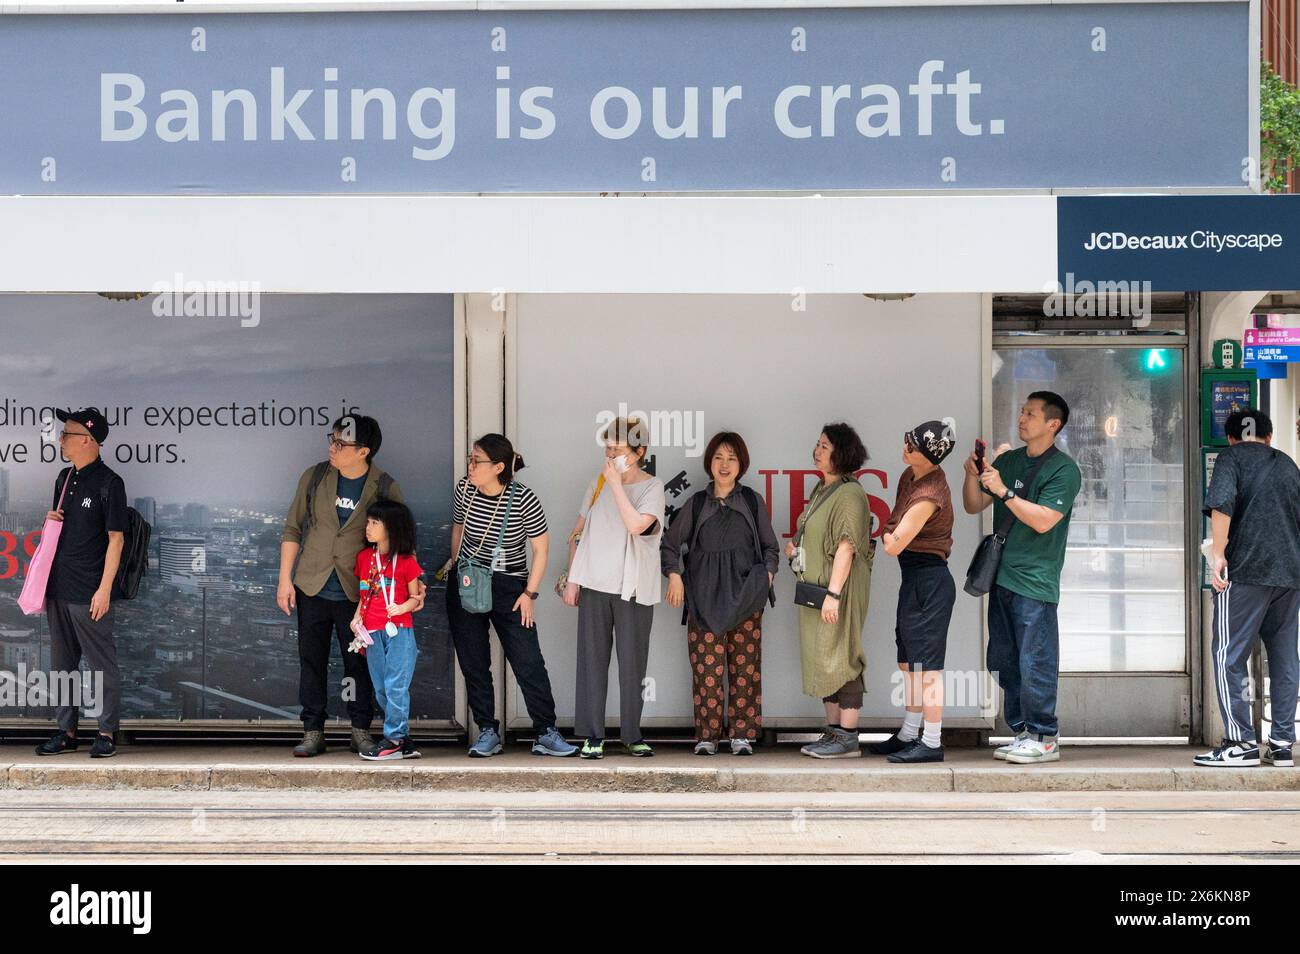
[963,446,1058,598]
[794,580,829,609]
[962,532,1007,598]
[794,537,877,609]
[791,476,857,608]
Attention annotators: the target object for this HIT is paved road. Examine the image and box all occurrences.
[1,789,1296,863]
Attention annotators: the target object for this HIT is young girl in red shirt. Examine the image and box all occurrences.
[351,499,422,760]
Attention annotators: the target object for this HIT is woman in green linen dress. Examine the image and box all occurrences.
[786,423,875,759]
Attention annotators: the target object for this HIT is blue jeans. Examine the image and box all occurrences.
[365,625,418,740]
[986,584,1060,738]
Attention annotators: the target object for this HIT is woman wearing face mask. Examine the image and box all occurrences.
[661,431,779,756]
[786,422,875,759]
[562,416,666,760]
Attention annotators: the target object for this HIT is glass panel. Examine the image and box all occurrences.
[992,346,1186,673]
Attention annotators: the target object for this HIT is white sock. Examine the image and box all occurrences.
[899,710,923,741]
[922,720,942,749]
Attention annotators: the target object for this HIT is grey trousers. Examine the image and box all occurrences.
[575,588,655,743]
[46,598,121,734]
[1211,582,1300,744]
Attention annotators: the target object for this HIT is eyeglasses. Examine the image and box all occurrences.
[59,430,90,442]
[326,435,360,450]
[467,455,491,468]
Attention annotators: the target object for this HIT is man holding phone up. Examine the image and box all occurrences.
[963,392,1081,765]
[1196,409,1300,768]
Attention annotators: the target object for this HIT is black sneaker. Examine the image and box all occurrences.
[401,738,422,760]
[35,731,78,756]
[1193,739,1260,767]
[88,735,117,759]
[360,738,404,762]
[866,732,913,756]
[886,738,945,763]
[1263,740,1294,767]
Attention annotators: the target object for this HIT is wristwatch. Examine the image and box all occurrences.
[524,590,539,600]
[1001,488,1016,502]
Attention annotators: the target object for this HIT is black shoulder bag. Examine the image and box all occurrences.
[792,476,857,609]
[963,446,1058,598]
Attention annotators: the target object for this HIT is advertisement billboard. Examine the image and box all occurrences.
[0,293,457,725]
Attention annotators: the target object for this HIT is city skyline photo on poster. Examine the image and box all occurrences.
[0,293,457,725]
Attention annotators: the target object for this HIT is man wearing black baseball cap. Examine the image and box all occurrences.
[35,407,128,759]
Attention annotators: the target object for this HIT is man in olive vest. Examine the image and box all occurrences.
[278,414,422,757]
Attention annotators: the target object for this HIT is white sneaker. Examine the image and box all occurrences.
[730,738,753,756]
[1005,736,1060,764]
[1193,739,1260,767]
[694,740,718,756]
[993,731,1030,761]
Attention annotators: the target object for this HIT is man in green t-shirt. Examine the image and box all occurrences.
[963,391,1081,766]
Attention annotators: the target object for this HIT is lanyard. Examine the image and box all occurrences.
[372,547,397,611]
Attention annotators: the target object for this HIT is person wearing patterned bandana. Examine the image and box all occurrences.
[870,420,957,764]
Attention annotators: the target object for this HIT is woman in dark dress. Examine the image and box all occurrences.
[661,432,779,755]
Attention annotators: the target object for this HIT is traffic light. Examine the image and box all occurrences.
[1142,348,1171,374]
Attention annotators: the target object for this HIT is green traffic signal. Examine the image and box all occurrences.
[1142,348,1170,373]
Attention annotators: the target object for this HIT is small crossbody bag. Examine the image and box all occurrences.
[792,476,855,609]
[456,481,514,614]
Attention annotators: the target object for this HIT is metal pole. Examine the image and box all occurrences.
[1185,292,1204,743]
[1249,310,1267,746]
[201,585,207,720]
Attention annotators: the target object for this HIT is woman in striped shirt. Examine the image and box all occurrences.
[440,433,577,758]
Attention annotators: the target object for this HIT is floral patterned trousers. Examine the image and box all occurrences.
[687,610,763,741]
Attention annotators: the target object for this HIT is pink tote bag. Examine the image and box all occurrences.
[17,471,72,616]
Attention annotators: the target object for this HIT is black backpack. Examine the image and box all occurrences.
[96,484,150,600]
[300,461,394,541]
